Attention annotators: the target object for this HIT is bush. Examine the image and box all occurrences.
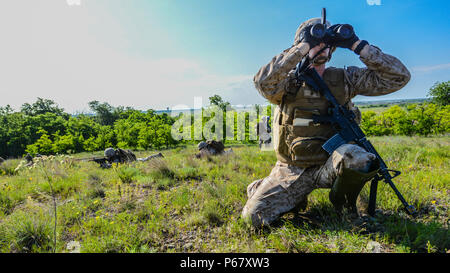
[360,103,450,136]
[116,166,140,184]
[26,130,53,155]
[13,217,53,253]
[0,192,13,215]
[155,178,177,190]
[202,200,224,226]
[146,159,175,179]
[0,159,21,176]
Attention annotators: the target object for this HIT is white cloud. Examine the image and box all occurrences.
[411,63,450,73]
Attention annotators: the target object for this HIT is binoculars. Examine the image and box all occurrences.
[307,8,355,44]
[310,23,354,41]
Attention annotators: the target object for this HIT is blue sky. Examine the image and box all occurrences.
[1,0,449,112]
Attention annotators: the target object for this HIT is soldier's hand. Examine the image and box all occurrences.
[298,25,322,49]
[326,24,359,50]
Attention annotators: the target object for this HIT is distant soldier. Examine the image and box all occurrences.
[195,140,227,158]
[256,116,272,149]
[25,153,33,164]
[104,148,137,164]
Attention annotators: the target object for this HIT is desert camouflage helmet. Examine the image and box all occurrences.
[293,17,332,46]
[104,147,115,158]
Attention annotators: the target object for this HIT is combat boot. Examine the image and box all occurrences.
[288,197,308,214]
[329,161,380,215]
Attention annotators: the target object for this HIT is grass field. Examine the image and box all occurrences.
[0,136,448,253]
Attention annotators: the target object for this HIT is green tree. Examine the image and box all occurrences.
[434,105,450,134]
[21,98,67,117]
[114,119,142,149]
[66,115,98,140]
[52,133,76,154]
[26,130,53,155]
[428,81,449,106]
[88,101,122,126]
[95,125,116,150]
[0,111,31,157]
[83,137,99,153]
[209,94,231,112]
[208,95,233,142]
[26,113,68,142]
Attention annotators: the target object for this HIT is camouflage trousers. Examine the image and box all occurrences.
[241,144,377,227]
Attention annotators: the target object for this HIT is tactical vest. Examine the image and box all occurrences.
[273,67,361,168]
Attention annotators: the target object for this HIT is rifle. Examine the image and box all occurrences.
[294,58,417,217]
[77,157,110,165]
[90,157,109,165]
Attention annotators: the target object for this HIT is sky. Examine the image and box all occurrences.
[0,0,449,113]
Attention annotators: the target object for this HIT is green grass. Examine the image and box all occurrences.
[0,136,448,253]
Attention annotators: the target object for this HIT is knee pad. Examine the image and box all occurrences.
[332,144,378,174]
[329,145,380,214]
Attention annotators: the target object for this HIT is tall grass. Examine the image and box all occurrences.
[0,136,448,253]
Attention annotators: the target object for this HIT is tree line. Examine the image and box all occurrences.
[0,96,268,158]
[361,81,449,136]
[0,81,448,158]
[0,98,178,158]
[360,103,449,136]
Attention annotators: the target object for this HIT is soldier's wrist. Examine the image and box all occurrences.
[351,40,361,51]
[352,40,369,55]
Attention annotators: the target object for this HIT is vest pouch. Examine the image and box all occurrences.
[276,124,290,159]
[289,136,330,167]
[293,108,321,125]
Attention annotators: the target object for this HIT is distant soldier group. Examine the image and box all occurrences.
[3,139,231,172]
[94,141,231,167]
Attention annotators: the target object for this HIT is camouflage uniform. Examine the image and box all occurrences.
[104,148,137,164]
[195,140,226,158]
[242,19,410,227]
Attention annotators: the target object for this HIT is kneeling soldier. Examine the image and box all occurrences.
[242,16,410,227]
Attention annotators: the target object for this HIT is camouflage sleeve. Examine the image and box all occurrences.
[344,45,411,98]
[254,43,310,105]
